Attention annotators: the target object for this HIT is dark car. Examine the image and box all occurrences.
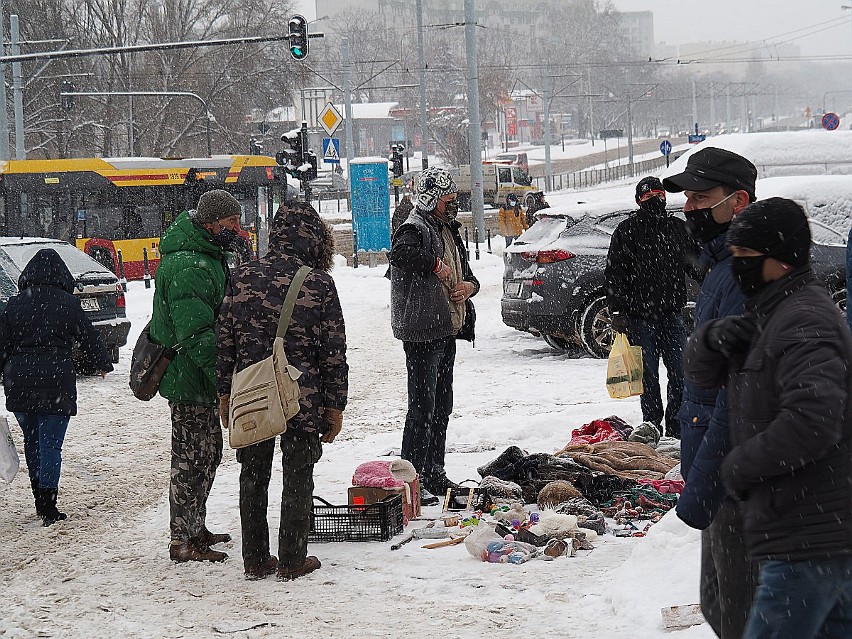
[501,210,847,358]
[0,238,131,363]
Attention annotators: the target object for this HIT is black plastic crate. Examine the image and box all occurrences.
[309,495,404,542]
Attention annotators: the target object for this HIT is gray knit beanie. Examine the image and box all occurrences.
[190,189,242,224]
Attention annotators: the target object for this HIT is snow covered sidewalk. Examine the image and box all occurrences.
[0,252,714,638]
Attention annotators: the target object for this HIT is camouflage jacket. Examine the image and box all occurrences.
[217,199,348,434]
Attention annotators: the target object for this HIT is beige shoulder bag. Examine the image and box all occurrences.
[228,265,311,449]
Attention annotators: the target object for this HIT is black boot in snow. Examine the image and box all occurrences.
[38,488,67,527]
[31,479,45,517]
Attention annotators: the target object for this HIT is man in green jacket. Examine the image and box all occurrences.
[150,189,242,563]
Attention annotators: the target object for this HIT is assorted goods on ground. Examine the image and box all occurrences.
[308,415,684,562]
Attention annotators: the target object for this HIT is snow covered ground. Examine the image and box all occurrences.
[4,128,852,638]
[0,249,714,638]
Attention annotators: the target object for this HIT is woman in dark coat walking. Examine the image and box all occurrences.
[0,248,113,526]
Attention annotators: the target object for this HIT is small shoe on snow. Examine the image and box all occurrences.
[170,541,228,563]
[276,556,321,581]
[245,555,278,581]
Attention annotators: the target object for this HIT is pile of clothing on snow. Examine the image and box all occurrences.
[473,415,683,538]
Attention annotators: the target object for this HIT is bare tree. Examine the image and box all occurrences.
[6,0,298,159]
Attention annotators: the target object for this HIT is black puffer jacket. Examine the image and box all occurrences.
[605,207,701,318]
[0,248,113,415]
[684,269,852,560]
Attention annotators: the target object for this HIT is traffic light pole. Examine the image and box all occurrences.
[416,0,429,170]
[10,15,24,160]
[0,1,9,160]
[342,37,354,186]
[463,0,485,236]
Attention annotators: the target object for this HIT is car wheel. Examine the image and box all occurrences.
[579,294,614,359]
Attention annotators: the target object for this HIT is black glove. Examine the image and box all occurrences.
[610,312,630,334]
[704,316,756,358]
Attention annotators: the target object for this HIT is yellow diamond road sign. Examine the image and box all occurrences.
[319,102,343,136]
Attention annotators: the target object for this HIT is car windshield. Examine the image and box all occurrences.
[0,242,115,280]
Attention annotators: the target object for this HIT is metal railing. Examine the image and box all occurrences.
[311,189,350,213]
[531,152,685,191]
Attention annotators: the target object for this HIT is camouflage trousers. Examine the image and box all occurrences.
[169,403,223,543]
[236,431,322,568]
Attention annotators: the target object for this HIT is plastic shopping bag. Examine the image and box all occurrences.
[0,416,20,483]
[606,333,643,399]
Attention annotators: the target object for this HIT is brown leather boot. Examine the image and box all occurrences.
[169,540,228,563]
[244,555,278,581]
[197,528,232,546]
[276,556,321,581]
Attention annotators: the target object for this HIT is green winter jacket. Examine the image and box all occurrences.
[150,211,226,406]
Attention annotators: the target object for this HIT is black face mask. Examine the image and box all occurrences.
[640,196,667,217]
[211,227,240,249]
[731,255,770,296]
[443,199,459,221]
[684,191,738,243]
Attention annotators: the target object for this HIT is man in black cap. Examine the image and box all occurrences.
[664,147,758,639]
[605,176,699,439]
[684,198,852,638]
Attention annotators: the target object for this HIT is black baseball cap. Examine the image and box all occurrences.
[663,147,757,202]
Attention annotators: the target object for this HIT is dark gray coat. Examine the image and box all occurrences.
[684,269,852,560]
[389,210,478,343]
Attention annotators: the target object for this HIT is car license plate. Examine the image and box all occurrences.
[506,281,521,297]
[81,297,100,312]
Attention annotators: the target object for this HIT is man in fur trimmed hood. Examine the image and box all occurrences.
[217,196,348,582]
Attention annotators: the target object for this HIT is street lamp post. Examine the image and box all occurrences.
[61,90,213,156]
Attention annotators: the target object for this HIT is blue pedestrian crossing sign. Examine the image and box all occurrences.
[322,137,340,164]
[659,140,672,156]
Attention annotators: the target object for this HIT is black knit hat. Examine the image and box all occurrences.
[635,176,665,202]
[727,197,811,267]
[190,189,242,224]
[663,147,757,202]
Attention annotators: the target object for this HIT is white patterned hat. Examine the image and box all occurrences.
[414,167,457,212]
